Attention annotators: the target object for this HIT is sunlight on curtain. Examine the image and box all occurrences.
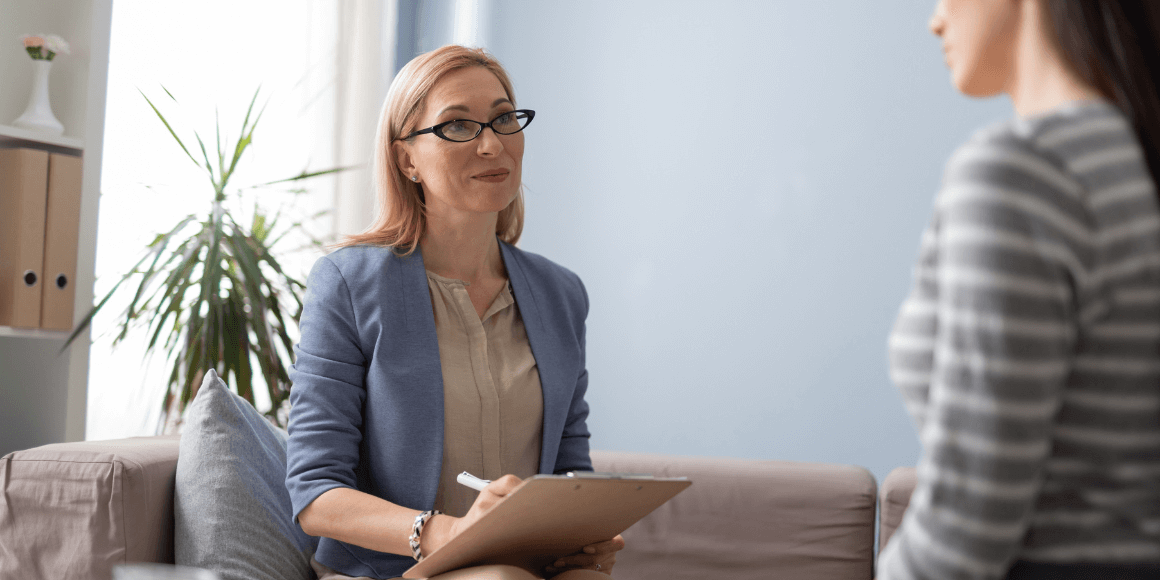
[87,0,340,439]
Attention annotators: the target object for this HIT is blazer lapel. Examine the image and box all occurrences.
[500,242,567,474]
[393,247,446,506]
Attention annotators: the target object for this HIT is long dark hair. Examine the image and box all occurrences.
[1045,1,1160,188]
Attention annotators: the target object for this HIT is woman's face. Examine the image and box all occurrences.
[395,66,524,222]
[929,0,1021,97]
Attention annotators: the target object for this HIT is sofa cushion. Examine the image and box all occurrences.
[0,435,181,580]
[174,369,318,580]
[878,466,917,554]
[592,450,877,580]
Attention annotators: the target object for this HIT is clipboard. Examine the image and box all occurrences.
[402,472,691,579]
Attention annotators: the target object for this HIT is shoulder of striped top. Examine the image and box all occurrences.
[940,114,1084,201]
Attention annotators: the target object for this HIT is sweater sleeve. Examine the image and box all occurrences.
[285,256,369,523]
[878,136,1083,579]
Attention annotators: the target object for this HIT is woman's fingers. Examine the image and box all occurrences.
[544,552,616,575]
[582,534,625,555]
[546,541,620,571]
[544,534,623,574]
[471,474,523,512]
[477,474,523,509]
[484,474,523,497]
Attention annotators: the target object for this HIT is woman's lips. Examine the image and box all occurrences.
[473,169,509,183]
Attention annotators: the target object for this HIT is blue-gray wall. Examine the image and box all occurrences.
[400,1,1012,486]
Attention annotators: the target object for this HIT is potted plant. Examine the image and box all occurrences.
[67,88,346,430]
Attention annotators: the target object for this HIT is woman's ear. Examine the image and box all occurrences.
[393,140,417,179]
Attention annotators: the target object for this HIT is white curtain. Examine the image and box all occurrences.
[330,0,399,238]
[453,0,492,48]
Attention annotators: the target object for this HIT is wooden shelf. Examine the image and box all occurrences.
[0,124,83,153]
[0,325,69,340]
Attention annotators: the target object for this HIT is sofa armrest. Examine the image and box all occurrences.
[593,450,877,580]
[877,466,917,554]
[0,435,181,580]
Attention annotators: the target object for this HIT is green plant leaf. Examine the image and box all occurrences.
[119,216,199,332]
[139,89,200,169]
[215,108,225,186]
[222,89,266,192]
[193,133,217,184]
[144,234,206,352]
[256,165,356,187]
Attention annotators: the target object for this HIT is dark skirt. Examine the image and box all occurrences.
[1007,560,1160,580]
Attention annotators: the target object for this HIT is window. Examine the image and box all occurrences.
[88,0,338,438]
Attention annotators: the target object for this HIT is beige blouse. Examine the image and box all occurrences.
[426,270,544,518]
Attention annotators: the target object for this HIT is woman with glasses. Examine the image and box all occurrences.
[879,1,1160,579]
[285,45,620,580]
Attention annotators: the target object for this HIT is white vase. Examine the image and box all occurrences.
[13,59,65,137]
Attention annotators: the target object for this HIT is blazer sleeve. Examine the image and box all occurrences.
[554,273,594,474]
[285,255,369,523]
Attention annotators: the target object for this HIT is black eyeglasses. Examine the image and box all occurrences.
[400,109,535,143]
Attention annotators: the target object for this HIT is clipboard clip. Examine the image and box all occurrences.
[563,471,666,480]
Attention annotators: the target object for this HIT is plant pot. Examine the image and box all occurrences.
[13,59,65,136]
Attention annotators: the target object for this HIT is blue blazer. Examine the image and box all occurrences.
[285,241,593,579]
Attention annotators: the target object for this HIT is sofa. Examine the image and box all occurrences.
[0,435,884,580]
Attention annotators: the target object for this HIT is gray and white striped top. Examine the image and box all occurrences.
[878,100,1160,580]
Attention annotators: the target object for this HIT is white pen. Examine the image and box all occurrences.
[457,471,491,491]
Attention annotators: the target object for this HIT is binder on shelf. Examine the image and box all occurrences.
[40,153,83,331]
[0,147,49,328]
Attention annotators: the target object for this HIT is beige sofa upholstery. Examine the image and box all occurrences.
[0,436,181,579]
[596,450,877,580]
[877,467,917,555]
[1,437,881,580]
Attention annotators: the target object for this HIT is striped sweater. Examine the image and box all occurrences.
[878,100,1160,580]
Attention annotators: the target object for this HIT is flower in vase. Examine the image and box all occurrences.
[46,35,70,56]
[20,34,69,61]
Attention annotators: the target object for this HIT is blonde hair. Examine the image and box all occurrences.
[334,45,524,254]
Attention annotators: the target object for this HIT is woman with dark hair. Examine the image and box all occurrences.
[878,1,1160,579]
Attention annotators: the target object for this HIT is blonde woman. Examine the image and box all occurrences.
[880,1,1160,579]
[285,46,621,580]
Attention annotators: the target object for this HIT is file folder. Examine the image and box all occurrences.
[0,147,49,328]
[40,153,84,331]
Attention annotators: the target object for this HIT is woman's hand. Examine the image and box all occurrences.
[421,474,524,556]
[543,534,624,577]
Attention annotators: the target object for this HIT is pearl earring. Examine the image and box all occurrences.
[411,176,418,182]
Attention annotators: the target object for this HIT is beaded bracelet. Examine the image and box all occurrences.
[408,509,442,561]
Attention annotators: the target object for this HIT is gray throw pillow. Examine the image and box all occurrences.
[175,369,318,580]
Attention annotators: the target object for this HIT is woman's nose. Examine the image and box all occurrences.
[475,127,503,156]
[929,0,946,37]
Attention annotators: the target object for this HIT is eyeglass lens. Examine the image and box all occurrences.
[440,111,531,142]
